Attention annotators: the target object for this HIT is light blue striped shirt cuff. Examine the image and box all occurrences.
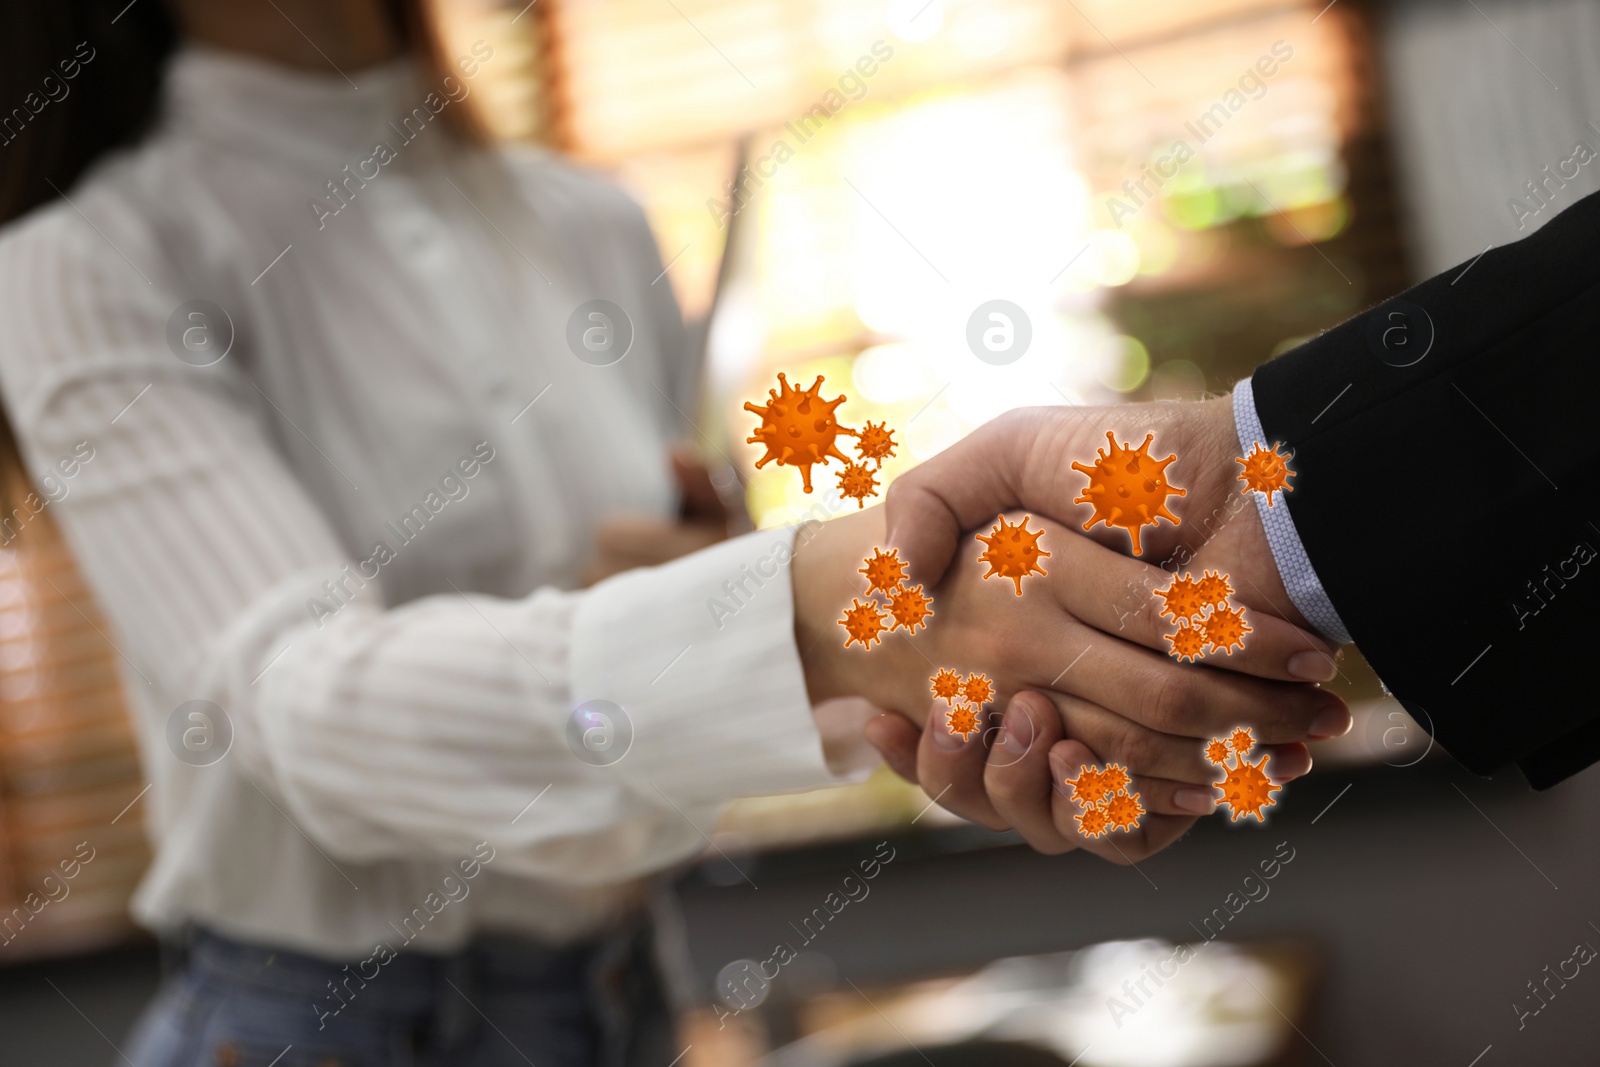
[1232,378,1352,645]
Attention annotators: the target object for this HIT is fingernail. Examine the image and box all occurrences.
[1047,747,1070,783]
[863,714,892,750]
[1173,786,1217,814]
[995,701,1027,756]
[1288,650,1338,682]
[931,711,967,750]
[1309,699,1352,740]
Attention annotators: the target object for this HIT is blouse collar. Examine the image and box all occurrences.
[162,45,422,168]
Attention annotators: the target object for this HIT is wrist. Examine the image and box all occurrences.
[1164,391,1248,547]
[1186,391,1315,632]
[792,505,921,713]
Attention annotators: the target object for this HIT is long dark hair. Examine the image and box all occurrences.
[0,1,427,227]
[0,1,179,226]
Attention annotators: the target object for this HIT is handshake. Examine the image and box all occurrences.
[791,392,1347,864]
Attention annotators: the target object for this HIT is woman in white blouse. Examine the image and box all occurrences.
[0,1,1338,1064]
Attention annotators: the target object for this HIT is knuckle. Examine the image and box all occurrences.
[1115,719,1161,774]
[982,761,1021,803]
[881,474,912,512]
[1142,669,1193,734]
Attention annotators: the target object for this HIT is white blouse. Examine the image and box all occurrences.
[0,47,842,957]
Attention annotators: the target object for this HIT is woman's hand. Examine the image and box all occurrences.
[791,502,1343,858]
[583,446,735,585]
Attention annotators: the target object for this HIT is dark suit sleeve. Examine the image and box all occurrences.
[1250,188,1600,789]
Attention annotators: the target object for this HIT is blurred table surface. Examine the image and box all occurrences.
[675,738,1600,1067]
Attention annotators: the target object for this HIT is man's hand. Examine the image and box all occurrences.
[883,395,1330,677]
[865,394,1348,853]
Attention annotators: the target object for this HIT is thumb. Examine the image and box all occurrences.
[884,408,1037,585]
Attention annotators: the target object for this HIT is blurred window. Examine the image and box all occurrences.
[436,0,1363,528]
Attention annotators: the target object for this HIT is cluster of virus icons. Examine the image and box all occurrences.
[839,547,934,648]
[747,373,1301,835]
[1204,726,1281,822]
[930,668,995,740]
[744,372,897,508]
[1063,762,1145,837]
[1157,570,1252,661]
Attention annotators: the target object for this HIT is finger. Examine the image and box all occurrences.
[1046,739,1199,864]
[1037,522,1337,682]
[1047,739,1218,818]
[917,698,1008,831]
[864,712,921,784]
[1045,693,1321,786]
[919,510,1345,744]
[982,691,1078,854]
[671,445,728,524]
[1040,629,1349,749]
[1116,748,1307,818]
[1263,742,1312,780]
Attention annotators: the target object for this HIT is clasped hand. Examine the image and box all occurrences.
[793,394,1348,863]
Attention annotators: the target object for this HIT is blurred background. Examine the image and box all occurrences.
[4,0,1599,1062]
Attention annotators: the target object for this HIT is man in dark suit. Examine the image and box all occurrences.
[871,188,1600,839]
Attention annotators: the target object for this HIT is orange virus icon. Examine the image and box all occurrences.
[1195,570,1233,608]
[745,373,857,494]
[1203,604,1251,655]
[1104,792,1145,832]
[839,598,888,649]
[856,421,897,467]
[976,514,1051,595]
[1156,574,1205,622]
[946,704,981,740]
[961,672,995,707]
[1064,762,1143,838]
[1064,764,1108,807]
[1156,571,1249,660]
[837,461,879,509]
[860,548,907,594]
[1077,805,1112,838]
[1166,620,1206,662]
[1072,432,1186,556]
[930,668,963,704]
[1236,441,1295,507]
[886,584,933,633]
[1205,726,1281,823]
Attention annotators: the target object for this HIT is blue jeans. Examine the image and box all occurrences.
[122,926,674,1067]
